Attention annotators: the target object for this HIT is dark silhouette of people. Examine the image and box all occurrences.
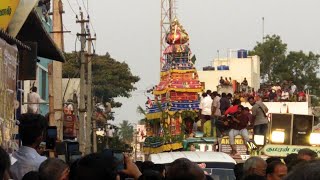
[224,77,230,85]
[219,77,225,85]
[241,78,248,86]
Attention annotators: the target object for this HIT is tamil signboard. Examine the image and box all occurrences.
[0,38,17,118]
[263,144,320,157]
[7,0,38,37]
[219,135,248,155]
[0,38,18,146]
[0,0,20,30]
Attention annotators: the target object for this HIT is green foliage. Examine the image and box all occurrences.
[62,52,140,107]
[62,52,80,78]
[250,34,320,103]
[138,118,147,125]
[274,51,320,94]
[118,120,134,144]
[96,135,131,152]
[136,105,146,116]
[191,55,197,64]
[249,35,287,81]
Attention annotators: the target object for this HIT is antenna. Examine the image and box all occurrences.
[262,17,265,43]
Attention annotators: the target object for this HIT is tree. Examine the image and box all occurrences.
[62,52,140,107]
[118,120,134,144]
[250,34,320,105]
[274,51,320,94]
[249,35,287,82]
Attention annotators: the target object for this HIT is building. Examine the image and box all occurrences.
[0,0,64,149]
[17,3,65,116]
[198,53,260,92]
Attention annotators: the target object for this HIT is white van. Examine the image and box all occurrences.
[149,151,236,180]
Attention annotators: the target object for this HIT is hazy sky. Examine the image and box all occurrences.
[62,0,320,125]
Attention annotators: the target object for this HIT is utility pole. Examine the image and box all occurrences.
[76,11,89,154]
[85,34,96,154]
[73,91,79,139]
[92,98,97,152]
[51,0,64,139]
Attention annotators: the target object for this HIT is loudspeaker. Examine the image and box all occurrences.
[270,113,314,145]
[270,113,292,145]
[292,115,314,145]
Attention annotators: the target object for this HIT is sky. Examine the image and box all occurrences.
[62,0,320,125]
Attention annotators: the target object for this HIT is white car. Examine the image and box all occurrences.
[149,151,236,180]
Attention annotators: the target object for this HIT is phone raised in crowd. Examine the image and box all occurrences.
[113,150,125,171]
[46,126,57,150]
[101,149,125,171]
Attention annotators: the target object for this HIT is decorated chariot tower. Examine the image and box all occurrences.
[143,19,203,153]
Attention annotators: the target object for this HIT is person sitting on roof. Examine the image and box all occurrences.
[219,77,225,85]
[241,78,248,86]
[298,90,306,102]
[281,89,290,101]
[224,77,230,86]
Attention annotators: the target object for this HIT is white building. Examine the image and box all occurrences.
[198,55,260,92]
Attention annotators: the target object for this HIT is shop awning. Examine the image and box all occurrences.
[0,29,30,50]
[16,10,65,62]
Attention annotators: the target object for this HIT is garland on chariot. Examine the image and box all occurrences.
[143,19,204,153]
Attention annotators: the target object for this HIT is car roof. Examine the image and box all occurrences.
[149,151,236,164]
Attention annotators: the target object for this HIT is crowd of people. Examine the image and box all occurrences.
[235,148,319,180]
[0,113,319,180]
[0,112,211,180]
[218,77,307,103]
[219,77,234,86]
[198,90,269,155]
[231,80,307,103]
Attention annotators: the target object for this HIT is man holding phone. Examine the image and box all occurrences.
[11,113,48,180]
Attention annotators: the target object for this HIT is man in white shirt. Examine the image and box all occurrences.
[27,87,44,114]
[199,91,213,136]
[11,113,48,180]
[290,81,297,95]
[199,92,213,118]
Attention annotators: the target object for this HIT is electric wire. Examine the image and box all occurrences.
[65,0,77,16]
[81,0,89,15]
[75,0,82,10]
[76,0,96,37]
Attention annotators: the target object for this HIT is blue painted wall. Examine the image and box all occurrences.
[35,7,53,116]
[37,57,51,116]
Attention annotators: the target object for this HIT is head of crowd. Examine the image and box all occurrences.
[254,80,306,103]
[0,113,319,180]
[219,78,306,103]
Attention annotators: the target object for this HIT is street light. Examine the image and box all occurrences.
[310,133,320,145]
[271,130,285,144]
